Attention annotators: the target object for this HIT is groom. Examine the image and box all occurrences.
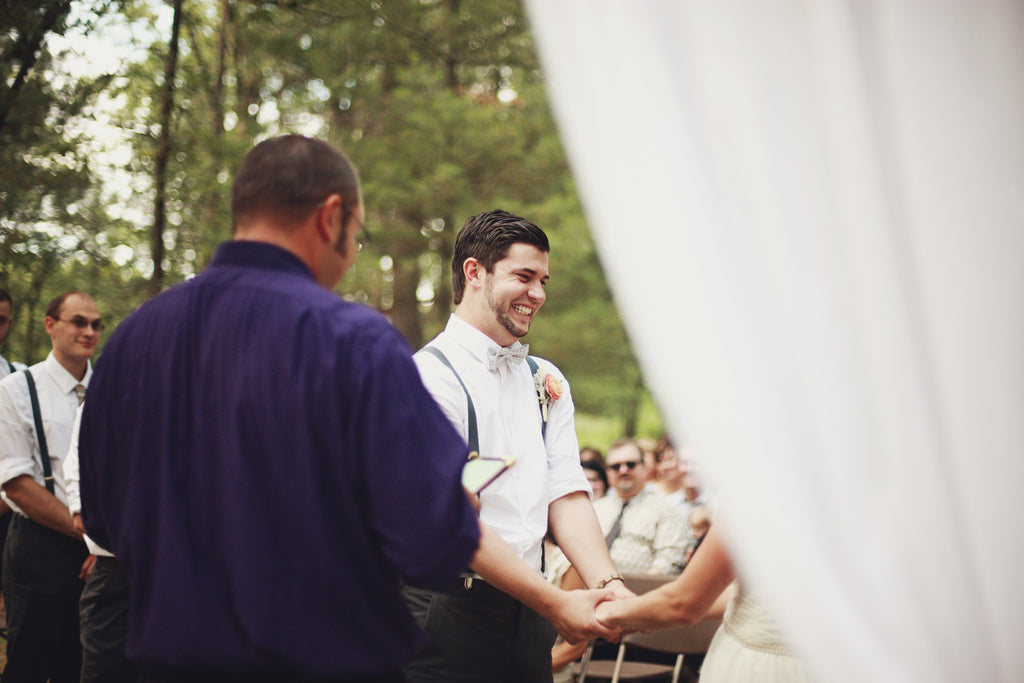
[404,209,630,683]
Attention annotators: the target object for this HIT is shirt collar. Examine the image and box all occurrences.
[444,314,525,368]
[620,487,653,507]
[209,240,316,281]
[43,351,92,393]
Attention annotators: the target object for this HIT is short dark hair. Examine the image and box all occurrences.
[232,135,360,229]
[581,459,609,492]
[451,209,549,305]
[45,291,87,320]
[0,288,11,307]
[579,445,604,465]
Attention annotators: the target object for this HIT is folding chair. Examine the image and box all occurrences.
[573,573,723,683]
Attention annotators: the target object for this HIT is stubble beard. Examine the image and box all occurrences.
[485,279,530,339]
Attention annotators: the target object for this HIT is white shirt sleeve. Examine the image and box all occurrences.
[536,361,589,504]
[0,372,41,489]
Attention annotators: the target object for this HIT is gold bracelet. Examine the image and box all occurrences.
[595,572,624,589]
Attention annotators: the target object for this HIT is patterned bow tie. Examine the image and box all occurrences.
[486,343,529,372]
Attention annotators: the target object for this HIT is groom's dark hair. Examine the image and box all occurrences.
[451,209,549,305]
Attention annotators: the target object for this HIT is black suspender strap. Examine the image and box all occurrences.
[524,356,547,441]
[5,359,13,374]
[425,346,552,573]
[422,346,479,455]
[22,371,55,494]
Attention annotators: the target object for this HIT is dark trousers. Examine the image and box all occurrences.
[1,514,88,683]
[80,555,138,683]
[138,669,404,683]
[402,580,558,683]
[0,509,12,596]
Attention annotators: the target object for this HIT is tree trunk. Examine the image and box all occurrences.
[623,375,643,437]
[212,0,229,137]
[390,233,425,350]
[149,0,184,298]
[426,211,455,333]
[443,0,460,89]
[21,250,59,364]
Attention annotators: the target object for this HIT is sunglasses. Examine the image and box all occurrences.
[610,461,640,472]
[57,316,104,331]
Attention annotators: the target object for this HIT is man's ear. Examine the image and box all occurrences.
[43,316,56,336]
[463,257,485,288]
[315,194,343,244]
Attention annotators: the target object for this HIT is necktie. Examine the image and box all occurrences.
[485,342,529,372]
[604,500,629,547]
[74,384,86,406]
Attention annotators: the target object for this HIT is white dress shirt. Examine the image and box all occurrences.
[415,314,589,573]
[593,488,689,575]
[0,352,91,515]
[0,353,26,380]
[63,404,112,556]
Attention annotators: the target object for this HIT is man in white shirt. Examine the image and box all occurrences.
[594,438,689,575]
[0,291,100,683]
[404,210,629,683]
[0,287,25,604]
[0,288,26,379]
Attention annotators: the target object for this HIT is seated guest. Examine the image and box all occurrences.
[654,436,715,531]
[594,437,688,575]
[683,505,713,567]
[579,445,604,465]
[582,459,608,499]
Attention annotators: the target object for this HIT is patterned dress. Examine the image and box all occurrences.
[700,584,814,682]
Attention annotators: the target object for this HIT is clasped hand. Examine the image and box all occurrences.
[554,582,635,645]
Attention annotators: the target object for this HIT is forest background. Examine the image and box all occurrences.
[1,0,665,448]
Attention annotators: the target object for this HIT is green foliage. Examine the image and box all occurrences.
[1,0,662,434]
[1,0,142,363]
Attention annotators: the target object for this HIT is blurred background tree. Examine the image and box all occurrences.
[0,0,665,444]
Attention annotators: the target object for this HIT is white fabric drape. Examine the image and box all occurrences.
[524,2,1024,681]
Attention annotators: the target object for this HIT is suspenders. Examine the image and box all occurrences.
[22,371,56,494]
[421,345,548,454]
[423,344,550,573]
[421,346,481,454]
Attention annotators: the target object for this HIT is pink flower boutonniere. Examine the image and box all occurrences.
[533,368,563,422]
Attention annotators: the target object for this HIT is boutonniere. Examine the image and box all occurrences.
[533,368,564,422]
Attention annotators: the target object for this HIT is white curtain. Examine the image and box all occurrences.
[524,2,1024,681]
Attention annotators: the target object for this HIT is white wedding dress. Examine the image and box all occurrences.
[699,584,813,683]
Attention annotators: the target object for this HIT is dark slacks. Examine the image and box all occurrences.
[138,669,404,683]
[1,514,88,683]
[0,509,11,595]
[80,555,138,683]
[402,580,558,683]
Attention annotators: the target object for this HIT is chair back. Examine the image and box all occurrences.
[616,573,724,654]
[622,616,722,655]
[620,573,674,595]
[573,572,723,682]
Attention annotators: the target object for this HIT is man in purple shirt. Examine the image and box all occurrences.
[78,135,481,683]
